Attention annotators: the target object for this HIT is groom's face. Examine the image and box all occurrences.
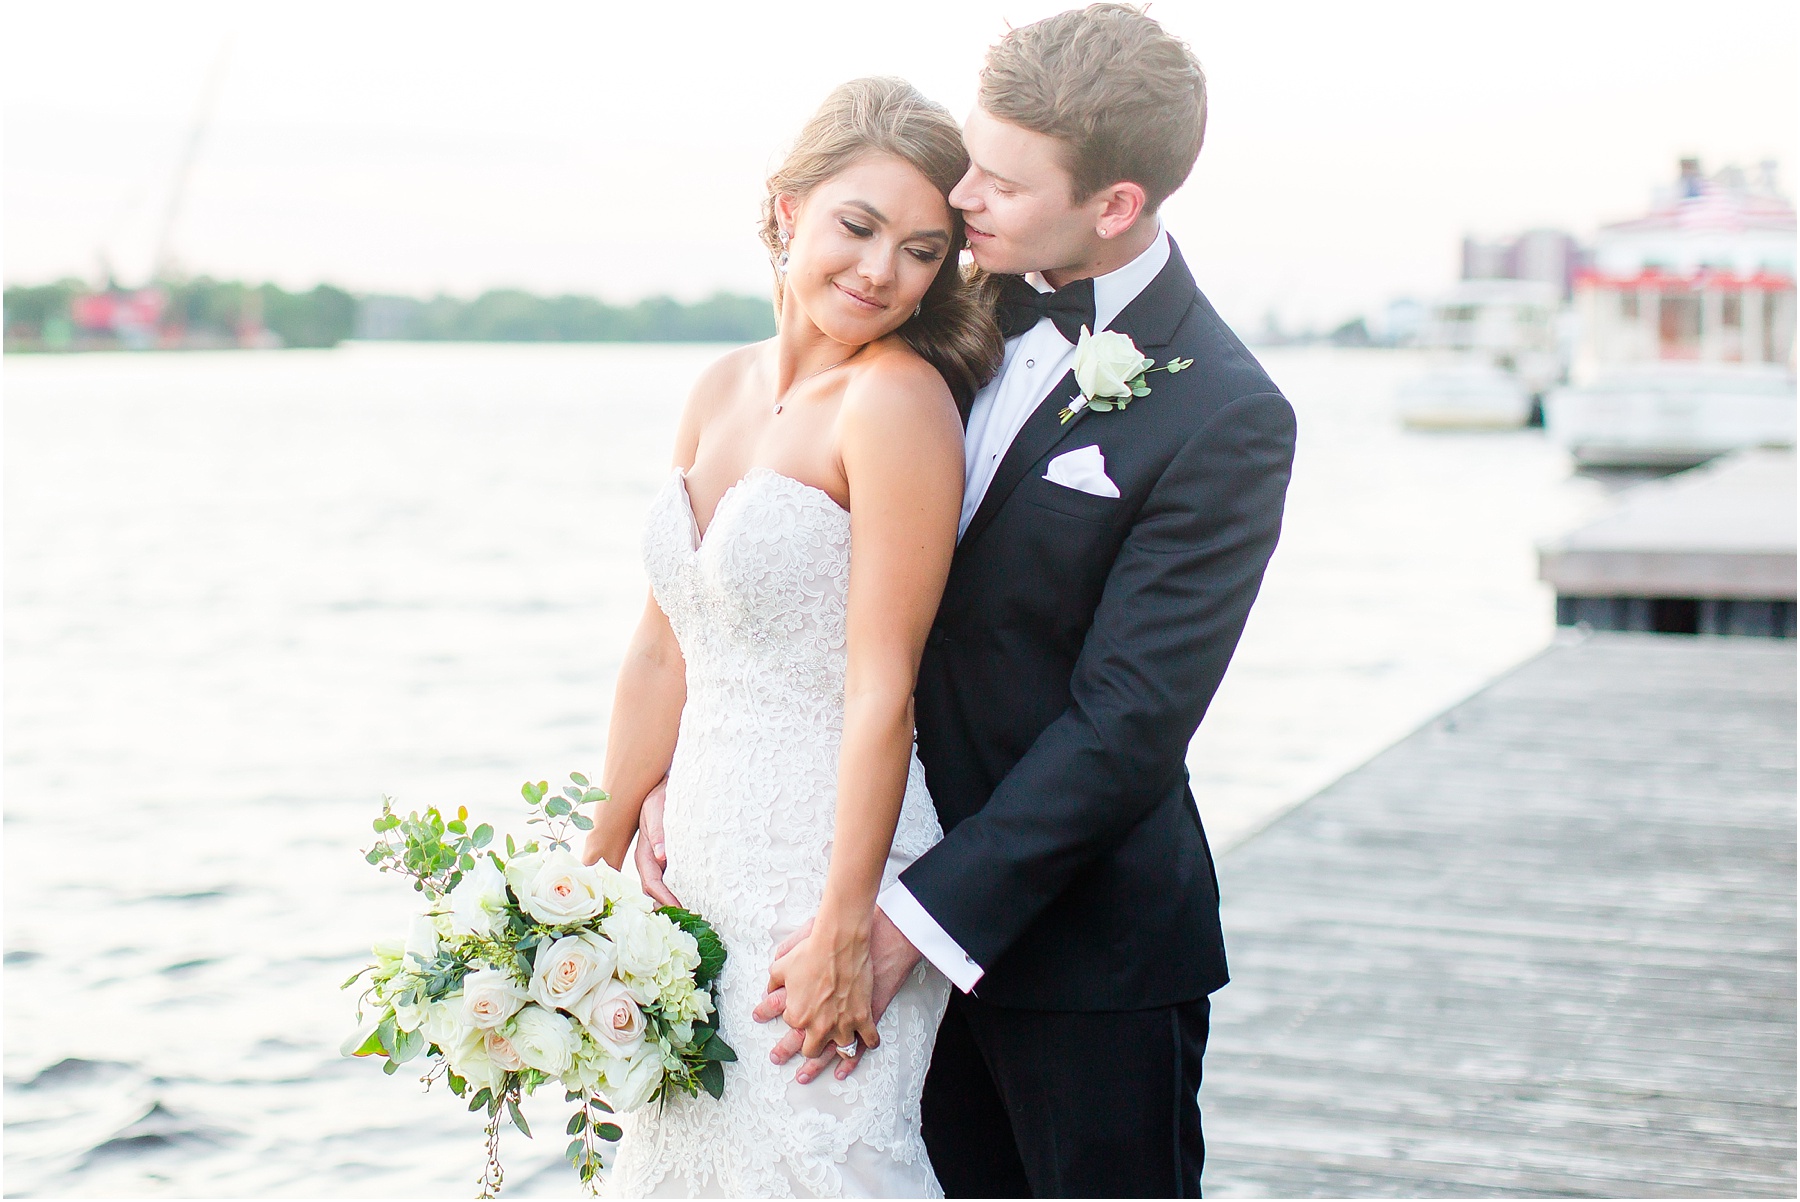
[950,106,1100,279]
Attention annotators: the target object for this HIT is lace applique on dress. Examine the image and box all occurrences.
[607,468,950,1199]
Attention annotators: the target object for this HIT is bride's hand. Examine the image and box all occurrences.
[765,912,881,1070]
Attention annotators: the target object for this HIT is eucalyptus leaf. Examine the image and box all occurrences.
[596,1122,623,1141]
[507,1097,532,1137]
[571,814,594,831]
[569,771,590,787]
[392,1026,425,1065]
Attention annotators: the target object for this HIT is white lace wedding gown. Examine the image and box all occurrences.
[606,467,951,1199]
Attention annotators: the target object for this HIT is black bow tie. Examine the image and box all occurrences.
[996,274,1097,343]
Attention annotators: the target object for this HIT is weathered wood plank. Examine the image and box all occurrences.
[1204,633,1797,1197]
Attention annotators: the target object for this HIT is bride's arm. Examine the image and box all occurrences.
[582,594,687,870]
[768,351,964,1061]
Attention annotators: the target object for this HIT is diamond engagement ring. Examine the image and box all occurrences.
[834,1038,859,1059]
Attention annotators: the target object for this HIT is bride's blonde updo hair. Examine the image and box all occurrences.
[761,77,1002,412]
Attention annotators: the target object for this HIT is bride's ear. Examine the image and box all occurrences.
[774,192,801,242]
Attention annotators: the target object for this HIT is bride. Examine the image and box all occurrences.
[580,77,1001,1197]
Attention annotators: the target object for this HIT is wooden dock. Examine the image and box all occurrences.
[1540,449,1796,637]
[1203,632,1796,1197]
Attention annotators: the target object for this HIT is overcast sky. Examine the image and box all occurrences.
[4,0,1794,330]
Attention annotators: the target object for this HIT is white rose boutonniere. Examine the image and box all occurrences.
[1060,326,1193,423]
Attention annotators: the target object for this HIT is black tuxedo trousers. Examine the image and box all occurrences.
[904,242,1295,1194]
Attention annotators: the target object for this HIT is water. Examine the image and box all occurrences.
[4,343,1606,1197]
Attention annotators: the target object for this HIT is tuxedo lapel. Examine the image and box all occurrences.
[956,240,1201,557]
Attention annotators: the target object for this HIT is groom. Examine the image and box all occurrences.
[651,5,1294,1196]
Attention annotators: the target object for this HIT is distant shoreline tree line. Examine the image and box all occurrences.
[2,277,777,352]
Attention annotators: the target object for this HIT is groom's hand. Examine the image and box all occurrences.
[756,907,922,1082]
[633,777,681,907]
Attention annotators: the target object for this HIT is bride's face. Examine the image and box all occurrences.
[777,154,954,346]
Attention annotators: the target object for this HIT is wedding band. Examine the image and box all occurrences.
[835,1038,859,1059]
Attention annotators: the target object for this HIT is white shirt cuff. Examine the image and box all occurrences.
[877,881,984,993]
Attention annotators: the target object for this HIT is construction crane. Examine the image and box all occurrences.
[150,35,232,283]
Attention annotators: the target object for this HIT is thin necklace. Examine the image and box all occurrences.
[773,344,865,415]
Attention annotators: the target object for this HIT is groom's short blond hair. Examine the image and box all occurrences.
[979,3,1206,211]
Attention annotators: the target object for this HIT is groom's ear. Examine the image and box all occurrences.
[1089,181,1150,241]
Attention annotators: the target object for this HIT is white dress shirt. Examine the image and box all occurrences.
[880,227,1172,992]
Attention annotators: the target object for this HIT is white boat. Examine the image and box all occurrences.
[1546,160,1796,468]
[1548,364,1796,467]
[1398,279,1563,429]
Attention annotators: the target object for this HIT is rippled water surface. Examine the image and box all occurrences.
[5,343,1606,1197]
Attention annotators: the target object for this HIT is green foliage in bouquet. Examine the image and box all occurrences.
[343,773,735,1197]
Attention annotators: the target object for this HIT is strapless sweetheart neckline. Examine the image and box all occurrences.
[675,466,848,549]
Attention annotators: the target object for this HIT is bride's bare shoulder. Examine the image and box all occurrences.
[842,337,955,417]
[672,340,772,463]
[840,337,962,465]
[690,340,769,410]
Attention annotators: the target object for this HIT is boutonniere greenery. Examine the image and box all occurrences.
[1059,326,1194,423]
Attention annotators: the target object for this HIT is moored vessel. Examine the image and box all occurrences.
[1547,160,1796,467]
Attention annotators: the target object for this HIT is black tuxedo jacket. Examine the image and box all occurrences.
[904,240,1296,1011]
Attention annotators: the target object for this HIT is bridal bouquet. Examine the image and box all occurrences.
[342,773,735,1197]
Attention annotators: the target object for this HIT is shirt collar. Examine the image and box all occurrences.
[1022,224,1171,334]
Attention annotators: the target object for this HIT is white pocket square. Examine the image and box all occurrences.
[1043,444,1120,498]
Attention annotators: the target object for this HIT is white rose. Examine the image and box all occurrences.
[404,912,439,966]
[575,979,646,1057]
[589,860,635,906]
[509,1004,579,1076]
[442,1020,506,1092]
[459,966,528,1030]
[603,908,696,1005]
[529,932,617,1014]
[604,1046,667,1112]
[483,1025,525,1072]
[420,1000,472,1055]
[448,858,509,938]
[1073,327,1152,400]
[504,849,607,926]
